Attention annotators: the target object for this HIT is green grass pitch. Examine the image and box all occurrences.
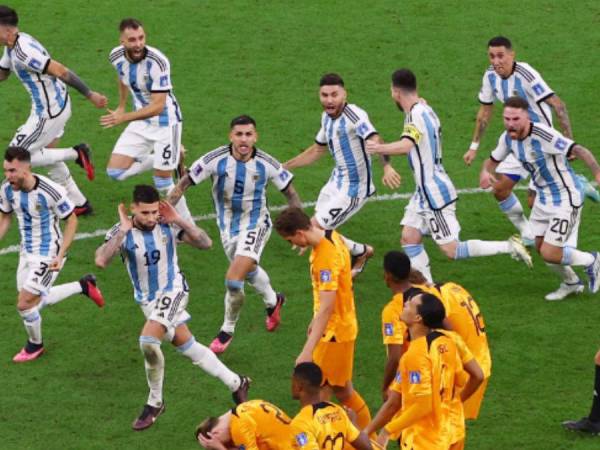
[1,1,600,448]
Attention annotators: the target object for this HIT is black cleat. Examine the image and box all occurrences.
[232,375,251,405]
[562,417,600,435]
[74,201,94,217]
[132,403,166,431]
[73,143,95,181]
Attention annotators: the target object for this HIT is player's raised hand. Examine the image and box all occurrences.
[158,200,179,224]
[463,148,478,166]
[100,108,124,129]
[382,165,401,189]
[88,91,108,109]
[118,203,133,232]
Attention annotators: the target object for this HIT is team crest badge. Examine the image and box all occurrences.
[384,323,394,336]
[295,433,308,446]
[320,270,331,282]
[409,371,421,384]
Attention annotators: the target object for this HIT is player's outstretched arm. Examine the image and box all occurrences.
[45,60,107,108]
[571,145,600,185]
[369,135,401,189]
[159,201,212,250]
[0,211,12,239]
[379,396,432,445]
[464,104,494,166]
[0,68,10,81]
[282,183,302,209]
[283,143,328,170]
[365,138,412,156]
[51,213,78,271]
[95,204,132,268]
[167,174,193,206]
[296,292,335,365]
[480,158,500,189]
[545,95,572,139]
[100,92,167,129]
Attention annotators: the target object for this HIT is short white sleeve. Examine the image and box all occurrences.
[189,150,221,185]
[148,55,172,92]
[51,185,75,219]
[520,63,554,103]
[315,114,327,145]
[14,36,50,73]
[0,184,13,213]
[354,108,377,140]
[0,48,10,71]
[478,71,495,104]
[490,132,512,162]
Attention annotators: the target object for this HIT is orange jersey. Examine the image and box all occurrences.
[291,401,360,450]
[381,293,408,347]
[230,400,293,450]
[310,230,357,342]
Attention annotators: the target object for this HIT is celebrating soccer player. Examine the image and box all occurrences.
[0,5,107,216]
[95,185,250,431]
[283,73,401,278]
[0,147,104,362]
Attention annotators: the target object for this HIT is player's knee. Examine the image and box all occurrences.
[106,167,126,181]
[225,279,244,293]
[139,335,162,362]
[539,245,561,264]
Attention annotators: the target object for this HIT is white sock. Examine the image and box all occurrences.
[177,336,241,392]
[120,155,154,179]
[545,263,580,284]
[247,266,277,308]
[561,246,595,266]
[222,281,245,334]
[19,306,43,345]
[341,235,366,257]
[30,148,78,166]
[139,336,164,408]
[498,193,533,240]
[402,244,433,283]
[39,281,82,309]
[455,240,511,259]
[48,162,87,206]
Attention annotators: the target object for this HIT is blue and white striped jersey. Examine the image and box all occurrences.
[0,174,74,257]
[491,123,583,208]
[108,45,182,127]
[401,102,457,211]
[0,33,68,119]
[315,104,377,199]
[105,222,186,303]
[479,62,554,125]
[188,145,293,238]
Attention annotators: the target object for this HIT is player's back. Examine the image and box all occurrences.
[230,400,292,450]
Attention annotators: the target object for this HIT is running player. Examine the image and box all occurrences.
[0,147,104,362]
[196,400,292,449]
[366,68,532,282]
[94,185,249,431]
[0,5,107,215]
[102,18,192,221]
[274,207,372,431]
[483,96,600,298]
[283,73,401,277]
[168,115,301,354]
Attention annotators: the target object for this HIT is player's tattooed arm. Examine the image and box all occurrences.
[0,68,10,81]
[0,212,12,239]
[167,175,193,206]
[282,183,302,209]
[283,143,328,170]
[464,104,494,165]
[545,95,573,139]
[158,201,211,250]
[571,144,600,184]
[45,60,107,108]
[95,204,132,268]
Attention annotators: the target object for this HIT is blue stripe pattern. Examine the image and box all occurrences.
[37,193,51,256]
[338,117,360,198]
[248,161,266,229]
[514,77,540,122]
[531,139,561,206]
[215,158,228,231]
[17,68,43,115]
[230,160,247,236]
[142,230,159,301]
[162,224,175,292]
[129,63,148,109]
[501,78,509,102]
[421,112,452,206]
[125,232,143,301]
[20,191,33,252]
[51,79,65,110]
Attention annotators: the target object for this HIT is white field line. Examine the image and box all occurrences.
[0,185,527,256]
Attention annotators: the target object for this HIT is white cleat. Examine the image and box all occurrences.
[585,252,600,293]
[508,235,533,268]
[545,282,584,301]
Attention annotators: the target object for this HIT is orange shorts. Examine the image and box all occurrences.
[313,339,354,387]
[463,377,489,419]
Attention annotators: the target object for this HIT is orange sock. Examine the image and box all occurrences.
[342,390,372,430]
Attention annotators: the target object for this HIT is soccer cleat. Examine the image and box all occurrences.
[232,375,251,405]
[545,281,584,301]
[132,403,166,431]
[13,346,44,363]
[74,143,95,181]
[79,274,105,307]
[562,417,600,435]
[209,331,233,354]
[521,236,535,247]
[74,201,94,217]
[265,293,285,332]
[576,174,600,203]
[351,245,374,279]
[585,252,600,293]
[508,235,533,268]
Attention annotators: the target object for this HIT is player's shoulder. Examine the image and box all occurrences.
[254,148,282,169]
[343,103,369,124]
[109,45,126,64]
[530,122,559,143]
[145,45,170,70]
[200,145,231,165]
[514,61,539,82]
[35,174,66,202]
[12,32,41,62]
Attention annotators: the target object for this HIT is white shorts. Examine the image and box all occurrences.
[314,181,367,230]
[496,153,529,181]
[112,120,182,171]
[140,290,191,333]
[221,222,272,263]
[401,194,461,245]
[530,201,581,247]
[16,252,63,296]
[10,100,72,154]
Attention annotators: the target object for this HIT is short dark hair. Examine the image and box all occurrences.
[293,362,322,389]
[319,73,344,87]
[384,251,411,281]
[5,146,30,163]
[119,18,143,32]
[274,207,311,236]
[133,184,159,204]
[505,96,529,111]
[391,69,417,91]
[230,115,256,129]
[416,293,446,329]
[488,36,512,49]
[0,5,18,26]
[408,270,428,285]
[195,416,219,440]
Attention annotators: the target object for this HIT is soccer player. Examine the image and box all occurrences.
[463,36,598,242]
[94,185,250,431]
[0,147,104,362]
[168,115,301,354]
[283,73,401,277]
[0,5,107,216]
[290,362,374,450]
[274,207,373,431]
[196,400,293,449]
[483,96,600,299]
[102,18,192,221]
[366,69,532,282]
[562,348,600,435]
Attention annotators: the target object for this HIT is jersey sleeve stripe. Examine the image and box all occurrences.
[515,64,534,82]
[531,126,554,142]
[202,146,230,164]
[255,150,281,169]
[13,41,28,62]
[146,51,167,71]
[343,106,359,123]
[109,48,125,63]
[20,118,47,150]
[37,180,62,202]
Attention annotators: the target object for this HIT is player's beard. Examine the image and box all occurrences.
[133,217,156,231]
[126,47,145,63]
